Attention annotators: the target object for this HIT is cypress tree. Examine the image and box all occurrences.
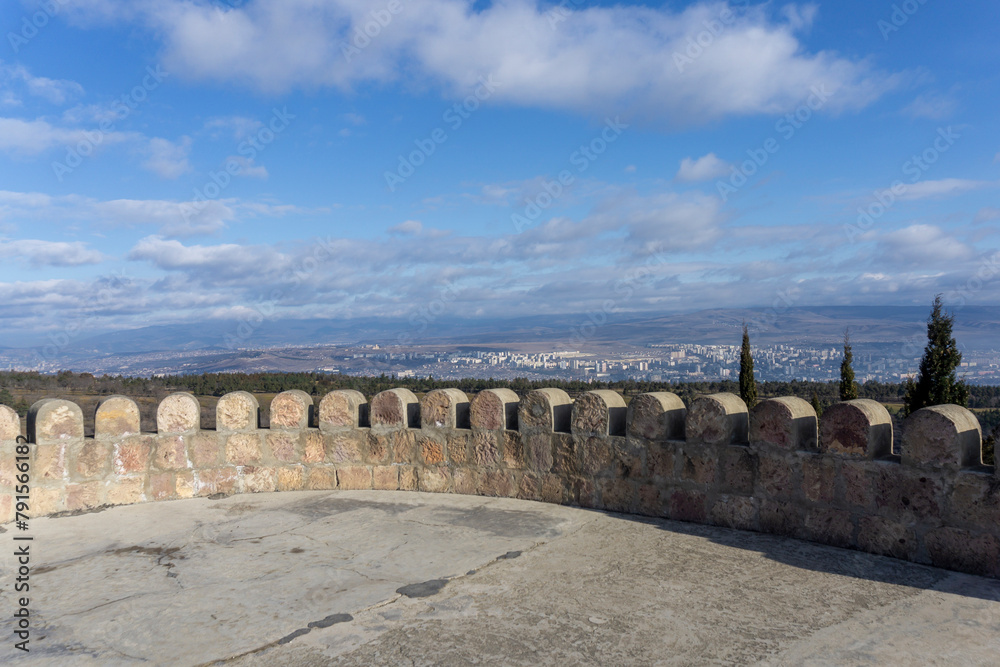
[903,295,969,416]
[840,328,859,401]
[739,323,757,408]
[810,391,823,417]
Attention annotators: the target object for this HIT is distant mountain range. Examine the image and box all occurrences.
[4,306,998,365]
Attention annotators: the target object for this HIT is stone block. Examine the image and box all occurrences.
[710,496,758,531]
[857,516,915,561]
[418,467,451,493]
[216,392,259,432]
[373,465,399,490]
[820,399,892,459]
[515,472,541,501]
[187,433,221,468]
[580,436,614,477]
[925,527,1000,578]
[0,405,19,441]
[718,446,754,494]
[481,470,515,497]
[637,484,665,517]
[226,433,262,466]
[106,477,145,506]
[686,393,748,446]
[419,435,446,466]
[175,470,195,498]
[29,399,84,444]
[392,429,417,463]
[757,453,796,500]
[802,456,837,504]
[338,465,373,490]
[805,508,854,548]
[399,466,418,491]
[841,460,874,509]
[35,444,66,481]
[524,432,553,472]
[149,472,176,501]
[646,442,675,481]
[469,431,497,467]
[194,467,239,497]
[303,432,325,464]
[328,432,363,463]
[627,392,685,441]
[668,489,706,522]
[269,390,314,430]
[267,432,299,462]
[681,449,716,486]
[447,432,471,465]
[503,431,524,468]
[420,388,470,429]
[242,466,277,493]
[277,466,305,491]
[95,396,141,438]
[66,482,102,511]
[32,487,64,517]
[319,390,367,430]
[153,436,188,471]
[572,390,626,437]
[470,388,519,430]
[552,433,578,476]
[72,440,112,480]
[519,388,572,433]
[873,465,942,520]
[541,474,566,504]
[111,435,156,475]
[759,500,805,539]
[156,393,200,434]
[370,388,419,428]
[305,466,337,491]
[903,405,982,470]
[950,471,1000,526]
[751,397,817,451]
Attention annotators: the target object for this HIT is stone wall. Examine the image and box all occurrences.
[2,388,998,578]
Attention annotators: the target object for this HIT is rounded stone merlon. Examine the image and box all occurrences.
[421,389,470,429]
[519,388,572,433]
[627,392,686,441]
[820,399,892,459]
[0,404,20,441]
[470,388,519,430]
[572,390,627,437]
[902,404,982,470]
[216,392,260,432]
[95,395,141,438]
[156,393,201,434]
[319,390,368,430]
[29,398,84,444]
[371,388,420,428]
[686,393,748,446]
[269,390,314,430]
[750,397,818,452]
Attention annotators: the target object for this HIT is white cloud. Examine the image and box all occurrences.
[59,0,899,125]
[0,61,84,105]
[898,178,996,201]
[0,116,133,155]
[675,153,731,183]
[877,224,974,266]
[389,220,423,235]
[142,136,192,179]
[903,90,959,120]
[0,239,106,267]
[226,155,268,179]
[974,207,1000,224]
[204,115,263,140]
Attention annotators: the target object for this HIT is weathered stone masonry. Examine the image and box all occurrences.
[2,388,998,578]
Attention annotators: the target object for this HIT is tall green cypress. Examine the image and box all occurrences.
[739,323,757,408]
[840,328,858,401]
[903,295,969,416]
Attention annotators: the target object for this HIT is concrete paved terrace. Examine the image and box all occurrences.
[2,490,1000,666]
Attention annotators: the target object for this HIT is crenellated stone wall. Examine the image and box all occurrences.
[2,389,998,578]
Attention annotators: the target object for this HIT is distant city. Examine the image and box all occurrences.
[7,340,1000,385]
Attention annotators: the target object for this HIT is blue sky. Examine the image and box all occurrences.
[0,0,998,342]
